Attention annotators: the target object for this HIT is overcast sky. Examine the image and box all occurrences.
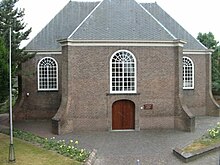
[16,0,220,47]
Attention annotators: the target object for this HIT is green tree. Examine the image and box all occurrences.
[197,32,219,49]
[0,0,32,103]
[197,32,220,92]
[0,0,32,73]
[0,37,9,103]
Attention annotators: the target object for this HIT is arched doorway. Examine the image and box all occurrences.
[112,100,135,130]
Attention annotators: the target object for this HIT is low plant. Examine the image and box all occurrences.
[182,122,220,153]
[12,129,90,162]
[207,122,220,139]
[43,138,89,162]
[0,133,80,165]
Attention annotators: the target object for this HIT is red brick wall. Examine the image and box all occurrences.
[57,45,180,132]
[14,54,62,120]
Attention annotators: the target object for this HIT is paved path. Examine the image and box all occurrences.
[57,117,220,165]
[2,115,220,165]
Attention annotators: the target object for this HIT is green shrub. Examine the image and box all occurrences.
[0,89,18,114]
[0,101,8,114]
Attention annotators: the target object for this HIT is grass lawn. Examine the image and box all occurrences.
[0,133,81,165]
[182,122,220,153]
[182,135,220,153]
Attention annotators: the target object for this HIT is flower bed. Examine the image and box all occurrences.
[11,129,90,162]
[173,122,220,162]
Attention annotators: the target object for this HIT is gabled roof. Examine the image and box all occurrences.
[68,0,175,41]
[141,3,206,50]
[26,0,206,51]
[26,1,100,51]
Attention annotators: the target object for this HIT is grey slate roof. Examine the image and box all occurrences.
[26,1,100,51]
[69,0,175,41]
[141,3,206,50]
[26,0,206,51]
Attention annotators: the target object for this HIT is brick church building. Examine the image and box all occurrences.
[14,0,219,134]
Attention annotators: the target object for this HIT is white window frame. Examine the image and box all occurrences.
[37,57,58,91]
[110,50,137,94]
[183,56,194,89]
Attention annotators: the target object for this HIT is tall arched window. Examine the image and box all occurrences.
[183,56,194,89]
[38,57,58,91]
[110,50,136,93]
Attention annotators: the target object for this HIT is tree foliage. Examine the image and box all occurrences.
[197,32,220,92]
[197,32,219,49]
[0,37,9,102]
[0,0,32,103]
[0,0,32,74]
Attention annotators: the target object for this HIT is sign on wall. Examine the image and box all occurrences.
[143,104,153,110]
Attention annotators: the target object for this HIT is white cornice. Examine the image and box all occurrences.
[24,50,62,55]
[58,39,186,47]
[183,49,213,55]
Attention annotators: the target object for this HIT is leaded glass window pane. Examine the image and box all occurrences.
[183,56,194,89]
[110,50,136,93]
[38,57,58,91]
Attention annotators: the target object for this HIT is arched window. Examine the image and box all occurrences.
[37,57,58,91]
[110,50,136,93]
[183,56,194,89]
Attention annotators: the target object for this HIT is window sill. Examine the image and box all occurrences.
[106,93,140,96]
[37,90,59,92]
[183,88,194,90]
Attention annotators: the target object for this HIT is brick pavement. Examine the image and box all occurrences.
[57,117,220,165]
[1,114,220,165]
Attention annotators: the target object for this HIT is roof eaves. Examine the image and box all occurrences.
[68,0,103,39]
[24,49,61,53]
[183,49,213,55]
[139,2,176,40]
[58,39,186,47]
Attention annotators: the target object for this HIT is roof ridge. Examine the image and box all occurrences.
[138,2,176,40]
[143,2,207,50]
[69,0,175,41]
[154,3,207,49]
[68,0,103,39]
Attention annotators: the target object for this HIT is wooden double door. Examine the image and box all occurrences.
[112,100,135,130]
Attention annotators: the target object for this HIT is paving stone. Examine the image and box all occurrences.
[6,116,220,164]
